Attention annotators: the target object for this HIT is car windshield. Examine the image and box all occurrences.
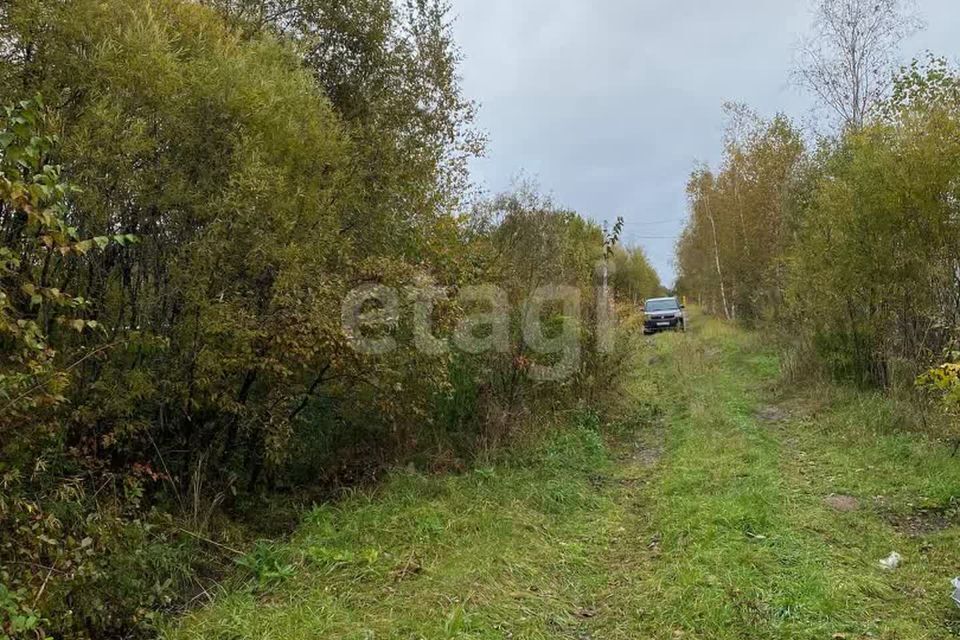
[645,299,679,312]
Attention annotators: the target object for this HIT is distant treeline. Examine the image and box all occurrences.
[676,0,960,389]
[676,56,960,387]
[0,0,661,637]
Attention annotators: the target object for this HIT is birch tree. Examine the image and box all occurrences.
[794,0,922,130]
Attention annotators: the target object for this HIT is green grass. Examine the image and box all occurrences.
[165,316,960,639]
[164,411,629,639]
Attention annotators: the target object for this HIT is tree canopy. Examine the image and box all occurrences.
[0,1,661,636]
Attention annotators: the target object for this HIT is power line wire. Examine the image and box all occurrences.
[620,219,684,226]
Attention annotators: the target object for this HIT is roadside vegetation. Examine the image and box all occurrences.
[676,0,960,400]
[0,0,662,637]
[167,314,960,639]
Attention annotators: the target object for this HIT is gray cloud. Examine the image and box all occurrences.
[451,0,960,284]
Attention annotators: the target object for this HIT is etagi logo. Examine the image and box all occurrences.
[340,270,617,383]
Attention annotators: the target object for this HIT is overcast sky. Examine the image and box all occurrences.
[449,0,960,285]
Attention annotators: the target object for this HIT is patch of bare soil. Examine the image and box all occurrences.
[882,504,959,536]
[755,405,789,423]
[824,494,860,512]
[634,443,664,469]
[613,424,665,494]
[630,428,665,469]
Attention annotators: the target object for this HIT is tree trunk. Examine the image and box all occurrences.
[706,203,731,320]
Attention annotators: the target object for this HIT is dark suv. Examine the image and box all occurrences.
[643,297,686,334]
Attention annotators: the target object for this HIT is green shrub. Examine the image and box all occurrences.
[0,0,660,634]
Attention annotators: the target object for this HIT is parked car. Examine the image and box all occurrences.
[643,297,686,334]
